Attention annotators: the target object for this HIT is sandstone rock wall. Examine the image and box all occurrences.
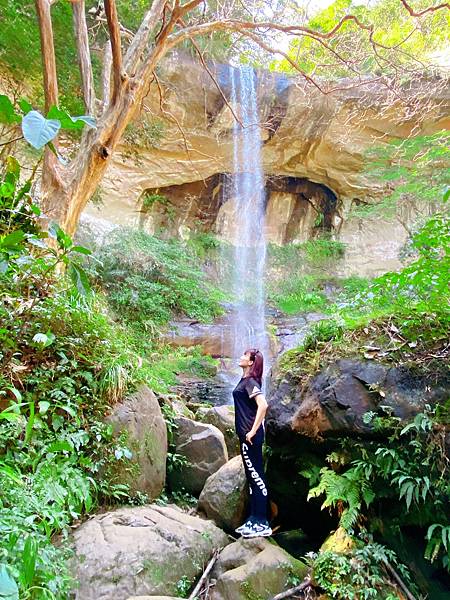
[83,54,449,246]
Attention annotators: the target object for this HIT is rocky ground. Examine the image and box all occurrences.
[69,327,449,599]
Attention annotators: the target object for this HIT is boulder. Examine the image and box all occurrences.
[168,417,228,495]
[320,527,355,554]
[198,455,248,531]
[267,358,449,440]
[196,404,240,457]
[108,385,167,499]
[127,597,180,600]
[70,504,229,600]
[210,538,308,600]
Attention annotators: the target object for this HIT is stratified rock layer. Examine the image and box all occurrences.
[83,55,449,251]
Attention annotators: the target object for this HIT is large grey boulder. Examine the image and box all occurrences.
[168,417,228,495]
[267,358,450,440]
[71,504,229,600]
[210,538,307,600]
[196,404,240,457]
[108,385,167,499]
[198,455,248,532]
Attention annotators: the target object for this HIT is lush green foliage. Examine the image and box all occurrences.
[0,1,151,112]
[309,535,417,600]
[0,154,219,597]
[353,132,450,218]
[303,407,450,571]
[89,228,224,332]
[273,0,449,78]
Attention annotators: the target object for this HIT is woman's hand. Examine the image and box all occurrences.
[245,429,256,445]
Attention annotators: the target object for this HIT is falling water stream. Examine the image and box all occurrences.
[227,66,269,382]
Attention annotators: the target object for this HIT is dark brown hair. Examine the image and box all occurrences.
[245,348,263,386]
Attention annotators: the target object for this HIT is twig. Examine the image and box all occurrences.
[188,549,219,600]
[270,576,312,600]
[0,136,24,147]
[383,559,417,600]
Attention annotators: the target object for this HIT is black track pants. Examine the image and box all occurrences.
[240,427,269,523]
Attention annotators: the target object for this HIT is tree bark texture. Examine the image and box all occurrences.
[72,0,95,115]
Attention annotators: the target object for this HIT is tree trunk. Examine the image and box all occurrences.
[41,38,169,235]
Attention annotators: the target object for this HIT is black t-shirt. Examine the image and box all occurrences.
[232,376,262,439]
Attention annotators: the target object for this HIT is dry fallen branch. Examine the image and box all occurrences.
[188,549,220,600]
[270,576,312,600]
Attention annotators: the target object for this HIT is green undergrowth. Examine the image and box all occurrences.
[0,158,218,598]
[279,202,449,382]
[88,228,225,335]
[308,534,418,600]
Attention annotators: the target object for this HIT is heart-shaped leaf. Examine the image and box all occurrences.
[21,110,60,149]
[18,98,33,114]
[0,564,19,600]
[0,95,21,124]
[47,106,96,130]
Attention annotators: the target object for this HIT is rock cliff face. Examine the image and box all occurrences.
[83,54,448,255]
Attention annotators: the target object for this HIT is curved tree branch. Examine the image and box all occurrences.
[104,0,123,104]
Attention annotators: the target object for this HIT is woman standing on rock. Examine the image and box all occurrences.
[233,348,272,538]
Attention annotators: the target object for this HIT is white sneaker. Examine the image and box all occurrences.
[235,520,253,535]
[242,522,272,538]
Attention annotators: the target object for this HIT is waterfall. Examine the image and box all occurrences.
[227,66,269,381]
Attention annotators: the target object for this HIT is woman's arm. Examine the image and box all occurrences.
[245,394,268,445]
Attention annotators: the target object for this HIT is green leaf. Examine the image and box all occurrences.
[69,262,91,296]
[71,245,92,256]
[48,222,72,249]
[0,230,26,250]
[6,156,20,181]
[45,440,73,454]
[38,400,51,414]
[0,95,21,124]
[18,99,33,114]
[46,106,96,130]
[21,110,60,149]
[0,564,19,600]
[24,402,35,444]
[0,465,23,485]
[20,537,37,588]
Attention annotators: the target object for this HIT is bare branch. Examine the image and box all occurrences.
[104,0,123,104]
[400,0,450,17]
[185,23,243,126]
[123,0,167,75]
[35,0,58,111]
[101,40,113,114]
[72,1,96,115]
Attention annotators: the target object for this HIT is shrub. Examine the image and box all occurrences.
[90,228,224,331]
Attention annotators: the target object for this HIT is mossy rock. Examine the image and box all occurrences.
[211,538,308,600]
